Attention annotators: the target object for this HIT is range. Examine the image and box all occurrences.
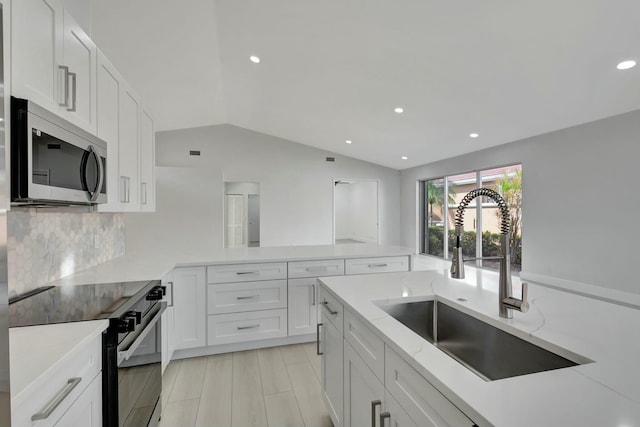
[9,280,167,427]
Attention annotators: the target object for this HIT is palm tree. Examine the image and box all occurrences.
[494,170,522,263]
[427,180,456,225]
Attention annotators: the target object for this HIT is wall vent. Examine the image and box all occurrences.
[326,157,335,162]
[189,150,201,156]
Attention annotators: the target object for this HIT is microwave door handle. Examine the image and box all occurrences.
[93,147,104,202]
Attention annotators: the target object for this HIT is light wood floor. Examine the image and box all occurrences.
[160,342,332,427]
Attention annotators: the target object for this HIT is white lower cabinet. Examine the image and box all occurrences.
[321,312,344,427]
[173,267,207,350]
[382,390,417,427]
[288,278,319,336]
[344,341,384,427]
[53,373,102,427]
[207,309,287,345]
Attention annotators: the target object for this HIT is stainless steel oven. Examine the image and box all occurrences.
[10,96,107,206]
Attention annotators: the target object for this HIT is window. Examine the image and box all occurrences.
[420,164,522,273]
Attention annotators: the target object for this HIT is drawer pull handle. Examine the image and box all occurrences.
[321,300,338,315]
[236,295,259,300]
[237,324,260,330]
[380,412,391,427]
[32,377,82,421]
[237,271,258,275]
[371,400,381,427]
[368,263,388,268]
[305,266,327,272]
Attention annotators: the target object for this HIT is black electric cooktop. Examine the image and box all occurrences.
[9,280,160,328]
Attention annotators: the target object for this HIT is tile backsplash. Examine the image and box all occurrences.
[7,210,125,297]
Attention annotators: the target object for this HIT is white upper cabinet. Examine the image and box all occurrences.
[12,0,97,134]
[13,0,156,213]
[117,84,141,211]
[139,107,156,212]
[11,0,63,109]
[60,9,97,133]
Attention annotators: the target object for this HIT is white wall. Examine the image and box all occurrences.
[125,124,401,252]
[60,0,91,34]
[334,184,351,239]
[400,109,640,297]
[349,181,378,243]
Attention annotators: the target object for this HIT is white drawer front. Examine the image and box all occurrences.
[12,334,102,427]
[207,280,287,314]
[288,259,345,278]
[207,309,288,345]
[345,308,384,382]
[345,256,409,275]
[385,346,475,427]
[207,262,287,284]
[319,286,344,334]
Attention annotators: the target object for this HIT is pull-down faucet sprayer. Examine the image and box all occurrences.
[450,188,528,318]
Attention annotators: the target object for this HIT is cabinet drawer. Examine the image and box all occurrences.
[319,286,344,334]
[345,308,384,382]
[207,309,288,345]
[207,262,287,284]
[345,256,409,275]
[288,259,345,278]
[385,346,475,427]
[12,334,102,427]
[207,280,287,314]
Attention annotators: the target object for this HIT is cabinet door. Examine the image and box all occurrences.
[53,373,102,427]
[344,341,385,427]
[118,84,141,211]
[173,267,206,350]
[61,9,96,133]
[288,278,318,336]
[11,0,63,109]
[139,107,155,212]
[96,50,123,212]
[383,391,418,427]
[321,313,343,427]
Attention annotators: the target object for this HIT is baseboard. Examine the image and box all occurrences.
[172,333,316,360]
[520,271,640,310]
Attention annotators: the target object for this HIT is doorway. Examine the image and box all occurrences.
[224,182,260,248]
[333,180,379,244]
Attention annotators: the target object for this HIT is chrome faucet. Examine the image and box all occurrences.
[450,188,529,318]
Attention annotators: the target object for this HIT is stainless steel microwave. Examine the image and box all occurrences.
[11,97,107,206]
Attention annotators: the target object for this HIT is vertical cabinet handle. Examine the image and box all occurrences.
[67,71,77,112]
[127,177,131,203]
[141,182,147,205]
[312,284,316,306]
[380,412,390,427]
[58,65,70,107]
[316,323,323,355]
[371,400,381,427]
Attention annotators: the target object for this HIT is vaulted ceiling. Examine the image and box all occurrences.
[91,0,640,170]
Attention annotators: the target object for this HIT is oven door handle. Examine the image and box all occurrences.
[117,303,166,364]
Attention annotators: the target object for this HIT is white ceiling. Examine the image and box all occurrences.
[91,0,640,170]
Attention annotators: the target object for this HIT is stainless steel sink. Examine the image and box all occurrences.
[381,300,586,381]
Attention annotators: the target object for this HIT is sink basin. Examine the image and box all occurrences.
[380,300,586,381]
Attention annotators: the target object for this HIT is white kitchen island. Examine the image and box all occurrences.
[318,267,640,427]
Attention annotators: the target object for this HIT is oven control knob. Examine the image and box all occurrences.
[145,287,165,301]
[117,317,135,333]
[126,311,142,325]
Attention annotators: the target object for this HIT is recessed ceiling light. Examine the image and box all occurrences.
[249,55,261,64]
[617,60,636,70]
[345,140,352,144]
[394,107,404,114]
[469,133,479,138]
[401,156,408,160]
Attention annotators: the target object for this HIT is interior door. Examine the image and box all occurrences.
[225,194,244,247]
[248,194,260,245]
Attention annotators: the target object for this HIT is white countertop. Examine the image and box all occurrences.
[9,320,108,407]
[48,244,414,286]
[319,267,640,427]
